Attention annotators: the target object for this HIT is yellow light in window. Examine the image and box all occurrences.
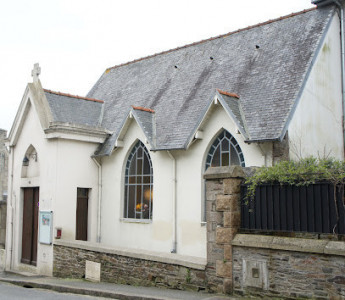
[144,189,153,201]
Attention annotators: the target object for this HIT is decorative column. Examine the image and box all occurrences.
[204,166,244,294]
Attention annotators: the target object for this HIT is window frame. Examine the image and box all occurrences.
[123,141,153,220]
[205,129,245,170]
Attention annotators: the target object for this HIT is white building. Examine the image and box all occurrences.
[5,3,344,276]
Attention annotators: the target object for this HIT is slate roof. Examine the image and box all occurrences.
[86,5,335,156]
[42,6,334,156]
[44,89,104,128]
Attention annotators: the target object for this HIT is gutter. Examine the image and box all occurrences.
[167,151,177,253]
[92,157,102,243]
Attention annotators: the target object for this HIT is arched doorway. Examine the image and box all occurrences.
[21,145,39,266]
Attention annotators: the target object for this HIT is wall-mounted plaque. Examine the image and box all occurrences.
[39,211,53,244]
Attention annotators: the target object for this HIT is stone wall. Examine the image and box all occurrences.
[203,166,244,294]
[232,234,345,299]
[54,240,207,291]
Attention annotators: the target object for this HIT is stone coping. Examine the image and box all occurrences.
[232,234,345,257]
[203,166,245,179]
[54,239,206,270]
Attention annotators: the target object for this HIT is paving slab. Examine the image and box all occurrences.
[0,272,239,300]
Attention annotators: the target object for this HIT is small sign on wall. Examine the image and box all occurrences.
[39,211,53,245]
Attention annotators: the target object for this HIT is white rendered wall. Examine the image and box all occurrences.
[6,92,99,276]
[101,105,265,259]
[53,138,99,242]
[289,15,344,160]
[6,98,55,276]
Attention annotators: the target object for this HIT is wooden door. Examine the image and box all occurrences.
[76,188,88,241]
[21,187,39,266]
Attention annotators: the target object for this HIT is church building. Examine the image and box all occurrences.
[4,3,344,277]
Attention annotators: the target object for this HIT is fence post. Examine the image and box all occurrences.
[204,166,244,294]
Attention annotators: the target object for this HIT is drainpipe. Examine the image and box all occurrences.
[167,151,177,253]
[92,157,102,243]
[7,146,14,270]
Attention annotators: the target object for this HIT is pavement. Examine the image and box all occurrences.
[0,271,240,300]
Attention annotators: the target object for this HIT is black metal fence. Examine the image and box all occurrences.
[241,183,345,234]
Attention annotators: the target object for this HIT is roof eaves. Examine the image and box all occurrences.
[46,121,111,134]
[150,146,185,152]
[246,137,280,143]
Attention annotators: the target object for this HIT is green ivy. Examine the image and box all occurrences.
[245,157,345,201]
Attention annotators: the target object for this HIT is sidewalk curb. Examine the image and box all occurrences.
[0,277,166,300]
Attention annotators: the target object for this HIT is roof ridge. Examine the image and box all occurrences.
[43,89,104,103]
[106,7,316,72]
[217,89,240,99]
[132,105,155,113]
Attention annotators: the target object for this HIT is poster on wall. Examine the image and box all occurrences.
[39,211,53,245]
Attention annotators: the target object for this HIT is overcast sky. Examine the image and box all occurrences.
[0,0,315,132]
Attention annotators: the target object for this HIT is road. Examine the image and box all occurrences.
[0,281,111,299]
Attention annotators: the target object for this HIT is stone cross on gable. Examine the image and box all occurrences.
[31,63,41,83]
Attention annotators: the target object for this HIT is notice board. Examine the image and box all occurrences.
[39,211,53,244]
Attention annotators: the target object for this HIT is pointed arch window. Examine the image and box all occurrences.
[205,129,245,170]
[124,141,153,220]
[202,130,245,222]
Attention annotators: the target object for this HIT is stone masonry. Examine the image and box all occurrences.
[232,235,345,299]
[54,243,207,291]
[203,166,244,294]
